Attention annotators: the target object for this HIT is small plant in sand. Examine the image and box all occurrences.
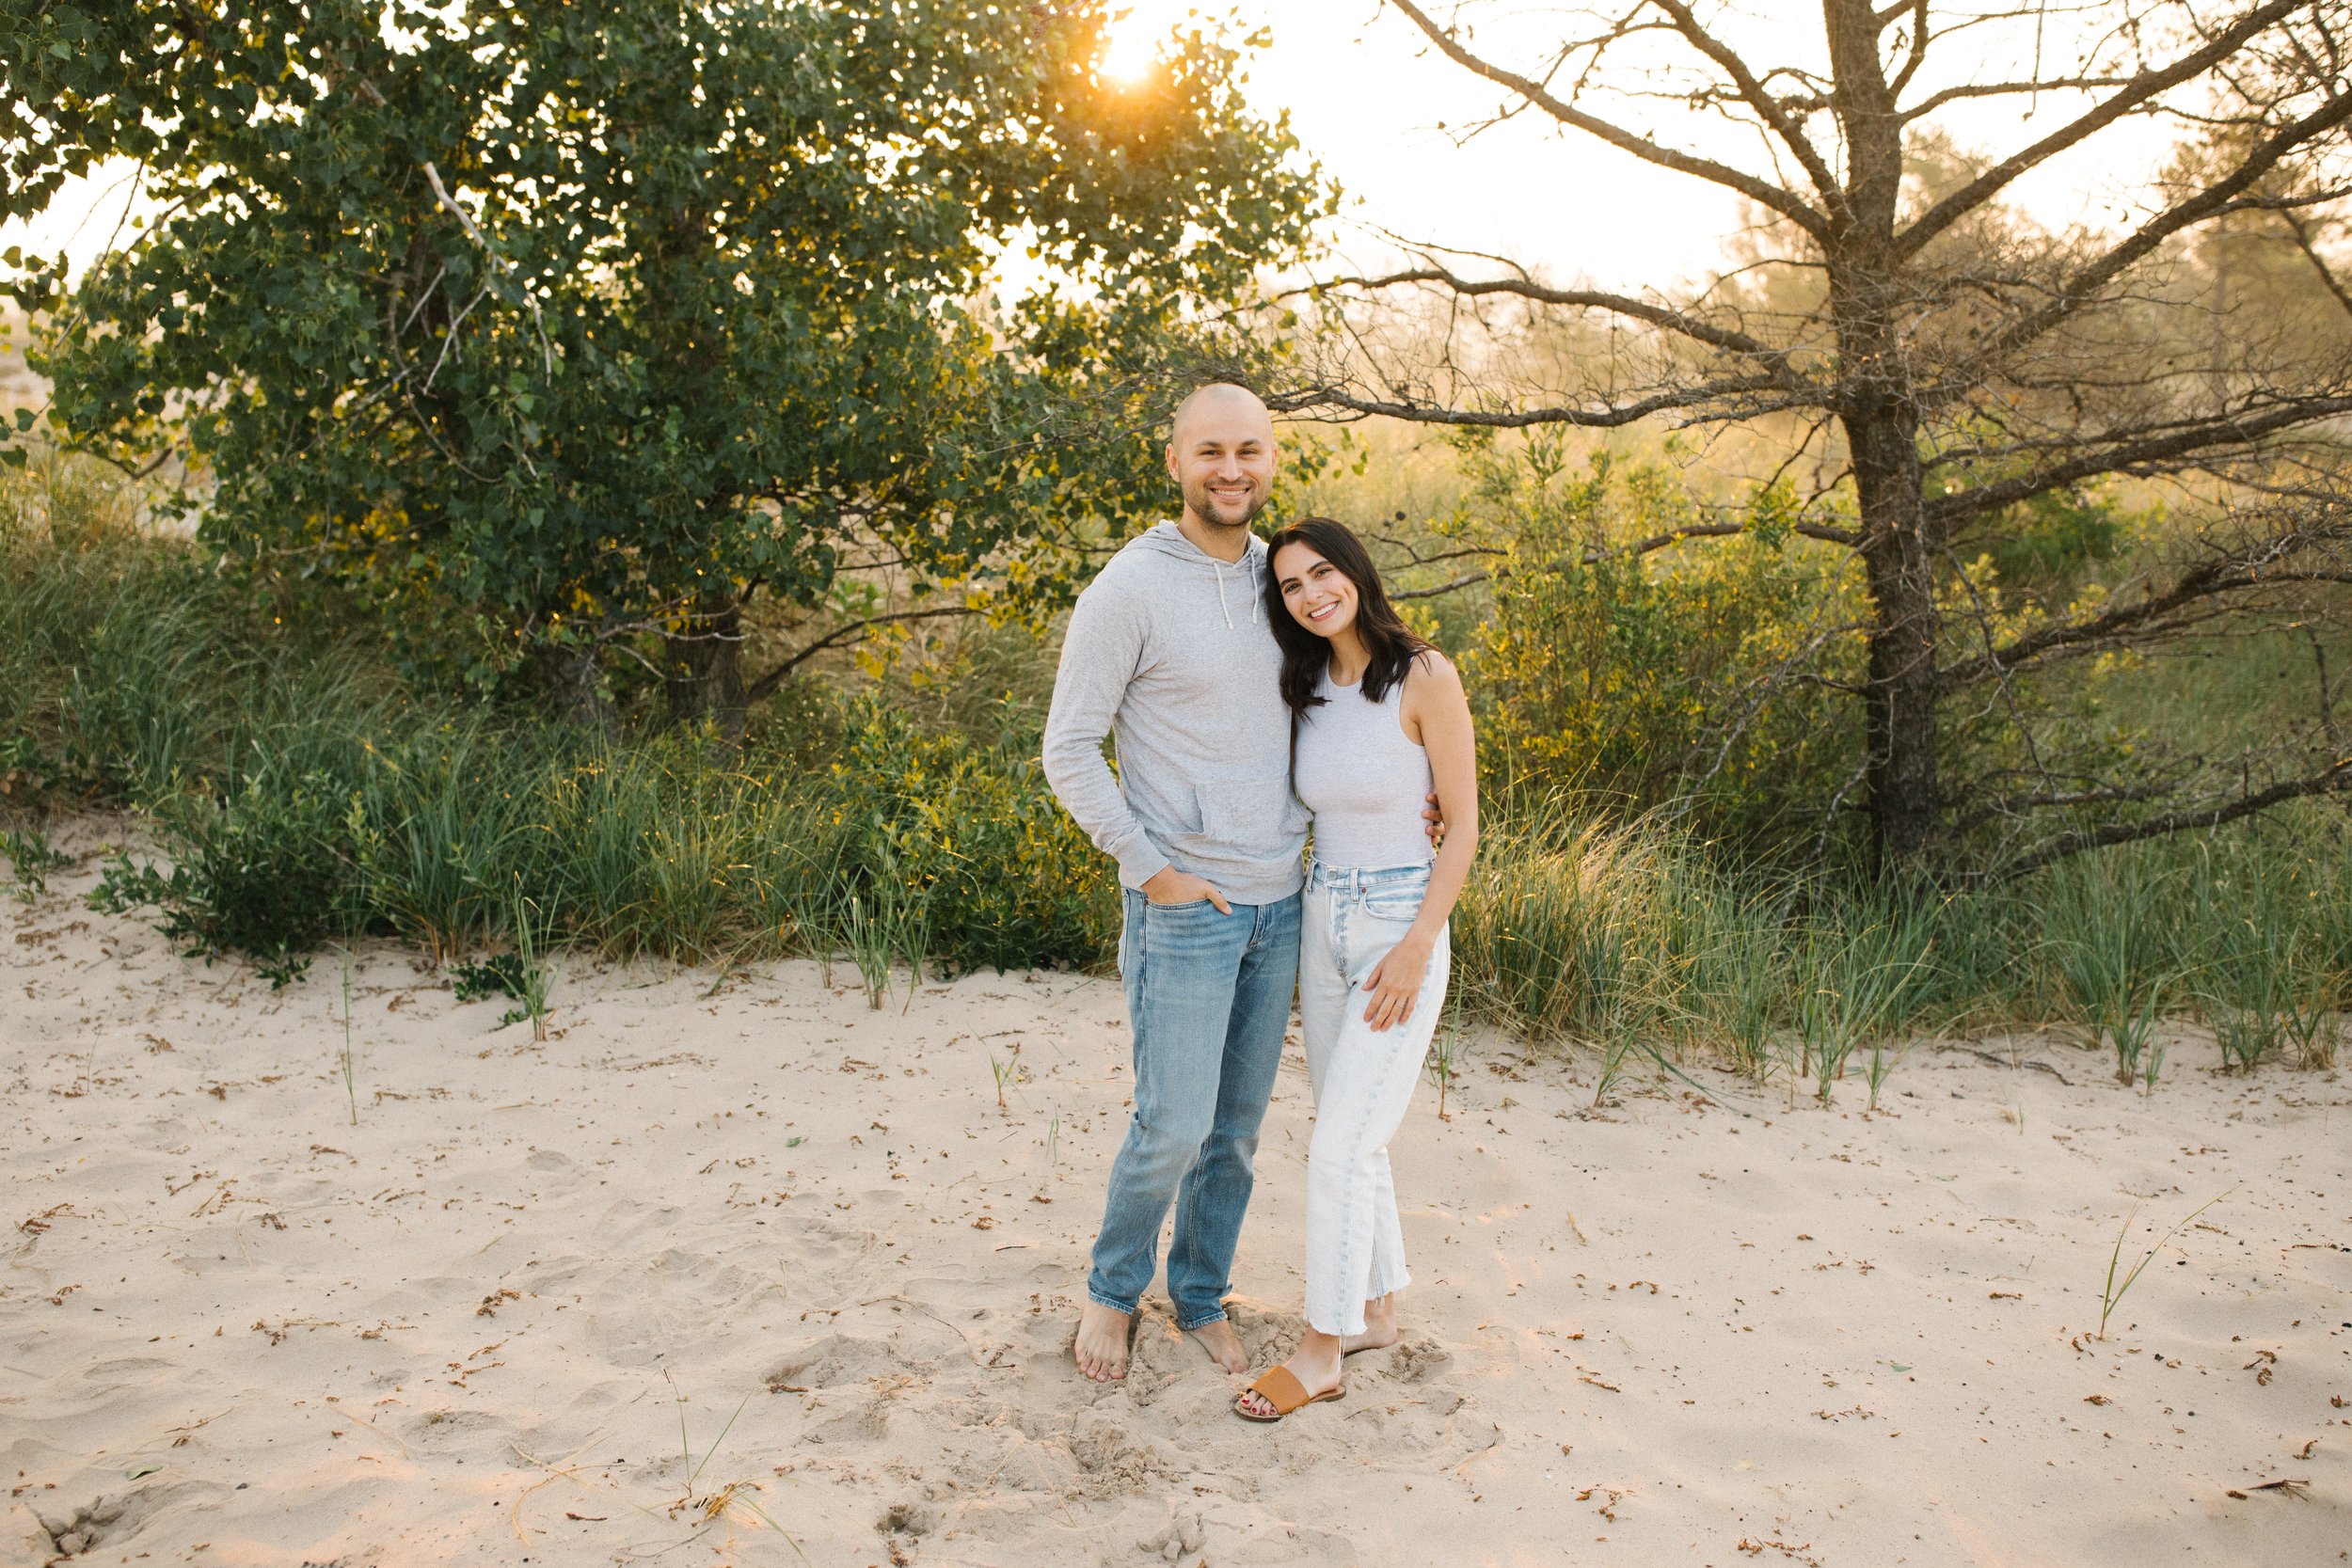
[2042,861,2178,1086]
[2207,919,2342,1073]
[502,893,555,1040]
[2060,948,2171,1086]
[449,954,525,1003]
[1425,1002,1465,1119]
[1793,906,1937,1107]
[842,879,928,1011]
[1590,1027,1638,1110]
[2282,974,2339,1070]
[2097,1191,2230,1340]
[1,824,72,900]
[451,895,557,1039]
[989,1043,1025,1110]
[338,945,359,1126]
[2120,984,2170,1092]
[663,1373,807,1562]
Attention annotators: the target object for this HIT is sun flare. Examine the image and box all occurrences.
[1100,8,1162,84]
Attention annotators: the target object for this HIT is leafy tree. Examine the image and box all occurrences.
[1291,0,2352,876]
[2,0,1325,726]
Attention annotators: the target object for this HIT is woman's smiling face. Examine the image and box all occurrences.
[1273,541,1359,641]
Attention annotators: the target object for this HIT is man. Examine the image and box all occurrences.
[1041,382,1302,1382]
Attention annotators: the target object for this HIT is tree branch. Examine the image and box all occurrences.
[1390,517,1854,601]
[1646,0,1848,219]
[1883,0,1930,102]
[1989,756,2352,880]
[1941,542,2352,688]
[1303,266,1807,376]
[742,605,977,705]
[1925,394,2352,529]
[1966,86,2352,364]
[1290,375,1802,428]
[2276,205,2352,324]
[1895,0,2316,261]
[1385,0,1831,238]
[1897,75,2135,119]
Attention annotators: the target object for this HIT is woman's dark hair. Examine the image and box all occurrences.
[1261,516,1434,721]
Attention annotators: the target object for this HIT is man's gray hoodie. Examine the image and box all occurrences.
[1041,521,1305,906]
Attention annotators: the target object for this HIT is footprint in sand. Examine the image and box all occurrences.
[1383,1335,1452,1383]
[34,1482,208,1561]
[765,1332,898,1391]
[803,1394,891,1444]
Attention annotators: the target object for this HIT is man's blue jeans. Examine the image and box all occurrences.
[1087,888,1301,1330]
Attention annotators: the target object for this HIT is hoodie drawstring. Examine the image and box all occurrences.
[1214,558,1234,629]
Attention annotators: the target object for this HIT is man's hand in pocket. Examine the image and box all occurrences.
[1140,867,1232,914]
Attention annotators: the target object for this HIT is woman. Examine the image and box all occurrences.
[1234,517,1479,1422]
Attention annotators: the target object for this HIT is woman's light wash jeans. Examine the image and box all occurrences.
[1300,860,1450,1337]
[1088,888,1301,1331]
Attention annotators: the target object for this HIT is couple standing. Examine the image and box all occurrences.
[1041,383,1480,1421]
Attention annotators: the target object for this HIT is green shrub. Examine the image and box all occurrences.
[1458,436,1863,852]
[90,768,358,980]
[828,699,1118,974]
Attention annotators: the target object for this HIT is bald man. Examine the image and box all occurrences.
[1041,383,1305,1383]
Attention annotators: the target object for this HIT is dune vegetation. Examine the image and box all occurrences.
[5,448,2344,1102]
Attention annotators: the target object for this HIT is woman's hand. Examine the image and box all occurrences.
[1361,931,1435,1032]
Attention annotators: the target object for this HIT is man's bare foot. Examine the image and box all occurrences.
[1073,1300,1133,1382]
[1234,1328,1346,1418]
[1345,1292,1403,1354]
[1186,1317,1249,1375]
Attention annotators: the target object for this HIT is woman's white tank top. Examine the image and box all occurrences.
[1293,662,1436,869]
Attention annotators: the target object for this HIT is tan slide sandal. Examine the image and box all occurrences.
[1233,1365,1346,1422]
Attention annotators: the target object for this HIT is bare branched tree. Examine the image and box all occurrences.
[1283,0,2352,876]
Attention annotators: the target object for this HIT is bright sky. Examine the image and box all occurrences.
[1111,0,1742,292]
[1099,0,2184,293]
[6,2,2188,298]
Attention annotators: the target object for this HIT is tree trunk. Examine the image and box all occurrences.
[1847,404,1943,870]
[664,594,748,741]
[533,641,615,736]
[1825,0,1939,870]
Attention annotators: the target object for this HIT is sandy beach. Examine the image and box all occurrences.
[4,818,2347,1567]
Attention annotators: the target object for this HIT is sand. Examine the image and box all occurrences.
[4,817,2348,1567]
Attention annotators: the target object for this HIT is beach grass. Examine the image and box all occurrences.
[6,453,2346,1091]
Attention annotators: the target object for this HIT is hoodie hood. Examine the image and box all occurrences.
[1132,520,1265,628]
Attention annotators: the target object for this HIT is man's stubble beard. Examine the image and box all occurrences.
[1183,474,1269,536]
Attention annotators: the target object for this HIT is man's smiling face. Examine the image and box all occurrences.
[1166,386,1277,533]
